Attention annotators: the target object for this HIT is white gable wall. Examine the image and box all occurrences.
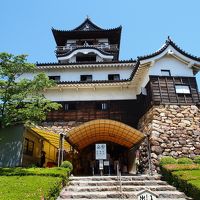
[134,54,194,93]
[149,55,194,77]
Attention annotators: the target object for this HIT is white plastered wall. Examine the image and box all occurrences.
[149,55,193,77]
[43,86,137,101]
[19,66,133,82]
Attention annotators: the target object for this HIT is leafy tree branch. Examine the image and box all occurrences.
[0,53,61,128]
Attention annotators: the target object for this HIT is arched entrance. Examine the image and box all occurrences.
[66,119,145,175]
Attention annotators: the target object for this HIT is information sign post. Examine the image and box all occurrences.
[95,144,107,175]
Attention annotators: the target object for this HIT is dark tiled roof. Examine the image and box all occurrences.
[73,18,103,31]
[58,79,130,85]
[36,59,136,66]
[52,18,122,33]
[138,36,200,62]
[129,60,140,80]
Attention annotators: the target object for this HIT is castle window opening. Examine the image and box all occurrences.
[80,75,93,82]
[48,76,61,82]
[108,74,120,81]
[161,69,171,76]
[175,85,191,94]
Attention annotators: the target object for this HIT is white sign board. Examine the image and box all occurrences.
[95,144,107,160]
[104,161,109,166]
[137,190,157,200]
[99,160,103,169]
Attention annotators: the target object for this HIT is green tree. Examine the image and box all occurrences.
[0,53,61,128]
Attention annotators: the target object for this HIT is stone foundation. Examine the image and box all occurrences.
[138,105,200,173]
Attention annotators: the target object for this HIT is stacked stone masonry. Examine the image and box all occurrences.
[138,105,200,173]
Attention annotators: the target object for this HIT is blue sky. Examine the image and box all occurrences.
[0,0,200,88]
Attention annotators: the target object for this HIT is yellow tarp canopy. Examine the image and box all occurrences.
[31,127,71,151]
[67,119,145,150]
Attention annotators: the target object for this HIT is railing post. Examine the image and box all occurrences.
[116,163,122,193]
[119,171,122,192]
[147,135,153,176]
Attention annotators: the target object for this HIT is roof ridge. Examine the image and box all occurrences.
[167,37,200,61]
[52,18,121,33]
[138,37,200,62]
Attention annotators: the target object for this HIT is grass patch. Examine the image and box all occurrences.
[173,170,200,181]
[0,167,72,200]
[0,176,63,200]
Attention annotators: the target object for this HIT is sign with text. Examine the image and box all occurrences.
[99,160,103,169]
[95,144,107,160]
[104,161,109,166]
[137,190,158,200]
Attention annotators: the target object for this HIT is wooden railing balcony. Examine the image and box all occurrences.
[56,44,118,55]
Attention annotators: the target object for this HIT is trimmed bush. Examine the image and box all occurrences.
[177,157,193,164]
[60,161,73,171]
[0,167,68,178]
[160,156,177,166]
[160,165,200,200]
[0,167,70,200]
[163,164,200,171]
[193,156,200,164]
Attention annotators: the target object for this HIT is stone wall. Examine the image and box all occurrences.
[138,105,200,173]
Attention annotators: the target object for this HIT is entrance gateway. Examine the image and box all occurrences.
[66,119,145,175]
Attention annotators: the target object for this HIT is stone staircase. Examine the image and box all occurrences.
[57,175,191,200]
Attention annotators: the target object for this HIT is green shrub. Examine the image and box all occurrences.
[160,156,177,166]
[163,164,200,171]
[177,157,193,164]
[193,156,200,164]
[0,176,63,200]
[160,165,200,200]
[60,161,73,171]
[0,167,68,178]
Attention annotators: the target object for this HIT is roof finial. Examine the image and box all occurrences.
[167,36,171,41]
[86,15,90,20]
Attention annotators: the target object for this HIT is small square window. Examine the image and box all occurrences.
[48,76,60,82]
[23,138,34,156]
[97,102,109,110]
[80,75,93,82]
[101,103,108,110]
[108,74,120,81]
[175,85,190,94]
[63,103,76,111]
[161,70,171,76]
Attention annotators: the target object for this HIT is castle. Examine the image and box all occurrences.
[18,18,200,174]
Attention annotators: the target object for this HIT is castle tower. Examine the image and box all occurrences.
[52,17,121,63]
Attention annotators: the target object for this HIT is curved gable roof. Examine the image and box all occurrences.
[138,37,200,62]
[73,18,103,31]
[52,18,122,33]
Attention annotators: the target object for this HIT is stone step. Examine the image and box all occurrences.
[66,185,176,192]
[59,190,187,199]
[58,198,189,200]
[69,175,161,182]
[69,180,168,186]
[58,175,191,200]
